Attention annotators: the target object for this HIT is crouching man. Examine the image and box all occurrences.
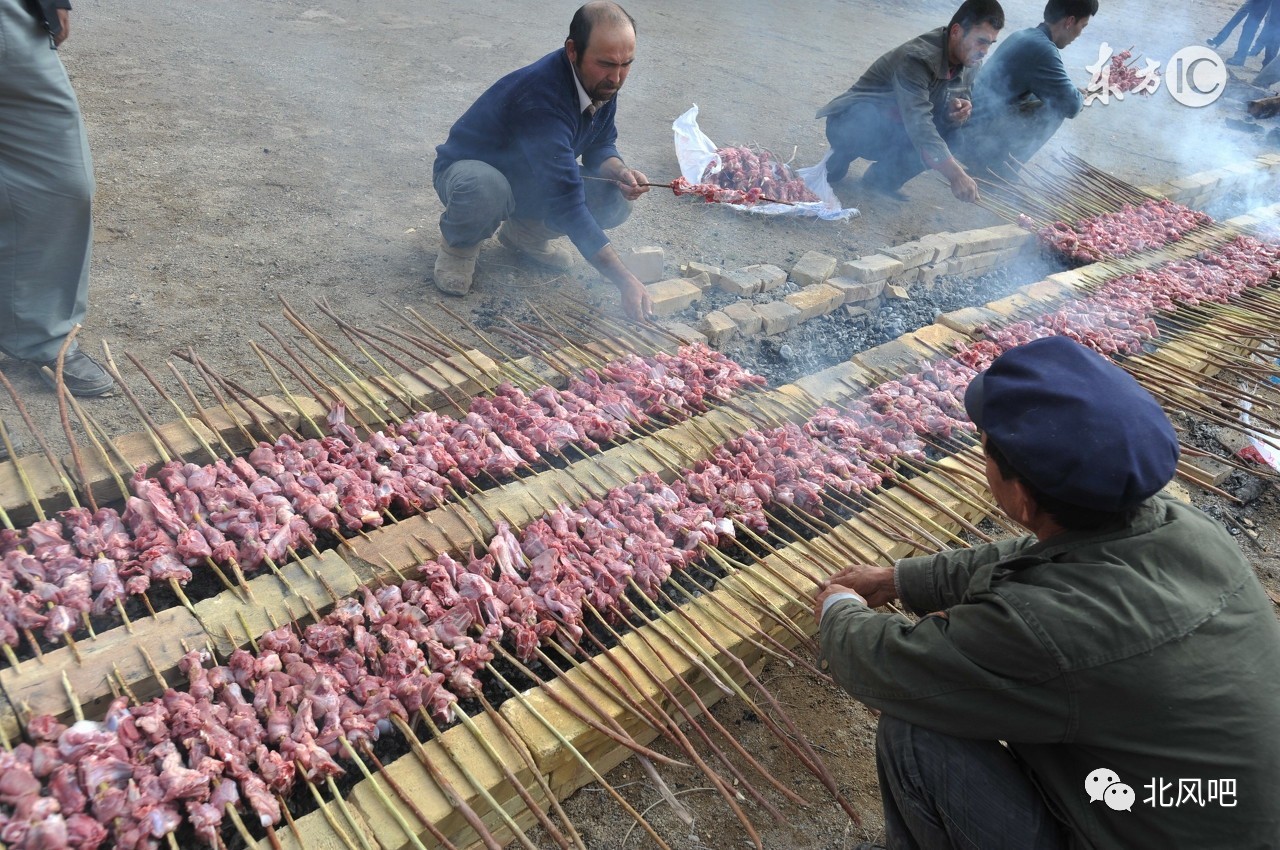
[815,336,1280,849]
[431,1,652,320]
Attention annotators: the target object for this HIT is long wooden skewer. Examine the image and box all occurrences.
[580,174,797,206]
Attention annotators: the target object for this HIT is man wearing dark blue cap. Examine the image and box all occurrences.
[815,337,1280,850]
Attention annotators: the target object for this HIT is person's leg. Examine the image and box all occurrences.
[1229,0,1269,61]
[0,0,95,365]
[581,168,632,231]
[1210,2,1250,46]
[875,716,1068,850]
[824,101,886,183]
[432,160,512,294]
[434,160,514,249]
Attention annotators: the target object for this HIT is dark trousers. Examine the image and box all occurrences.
[953,105,1064,181]
[1261,1,1280,65]
[433,160,631,249]
[1213,0,1269,58]
[825,102,933,191]
[875,715,1068,850]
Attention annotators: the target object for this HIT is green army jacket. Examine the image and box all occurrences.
[815,26,972,169]
[820,495,1280,849]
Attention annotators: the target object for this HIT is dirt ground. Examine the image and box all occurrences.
[4,0,1279,847]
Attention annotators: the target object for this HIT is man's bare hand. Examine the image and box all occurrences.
[617,277,653,322]
[950,171,980,203]
[55,9,70,46]
[948,97,972,125]
[820,564,897,609]
[613,167,649,201]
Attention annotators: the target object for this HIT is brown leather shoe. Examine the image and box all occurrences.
[498,219,574,272]
[433,241,481,295]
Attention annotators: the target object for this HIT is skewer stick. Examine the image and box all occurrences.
[300,775,364,850]
[482,664,676,850]
[587,608,771,839]
[487,642,683,765]
[613,598,804,817]
[166,360,238,457]
[0,415,45,521]
[357,741,463,850]
[625,582,862,825]
[100,341,184,462]
[0,379,65,517]
[281,299,396,425]
[52,328,97,510]
[389,714,506,850]
[223,800,263,850]
[477,693,589,850]
[323,774,378,850]
[448,704,573,850]
[580,173,797,206]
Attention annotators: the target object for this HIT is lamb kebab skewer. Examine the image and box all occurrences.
[580,174,796,206]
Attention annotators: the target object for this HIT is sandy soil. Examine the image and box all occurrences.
[1,0,1277,847]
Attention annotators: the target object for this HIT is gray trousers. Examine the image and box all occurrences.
[0,0,94,363]
[433,160,631,250]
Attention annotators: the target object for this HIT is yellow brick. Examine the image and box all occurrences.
[646,278,703,316]
[784,284,842,322]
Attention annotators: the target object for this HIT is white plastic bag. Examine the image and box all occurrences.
[671,104,858,220]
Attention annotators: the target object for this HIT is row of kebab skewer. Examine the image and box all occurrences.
[2,215,1280,848]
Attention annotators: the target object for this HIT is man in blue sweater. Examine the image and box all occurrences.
[957,0,1096,180]
[432,2,652,320]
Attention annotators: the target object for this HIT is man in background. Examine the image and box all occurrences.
[0,0,113,397]
[958,0,1097,180]
[432,1,652,321]
[816,0,1004,203]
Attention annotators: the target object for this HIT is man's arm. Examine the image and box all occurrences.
[891,63,979,202]
[818,591,1071,741]
[588,242,652,320]
[1028,44,1084,119]
[894,536,1036,614]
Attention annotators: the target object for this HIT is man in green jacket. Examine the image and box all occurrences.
[816,0,1003,202]
[816,336,1280,849]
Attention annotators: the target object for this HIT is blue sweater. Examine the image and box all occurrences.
[971,23,1083,125]
[434,49,623,258]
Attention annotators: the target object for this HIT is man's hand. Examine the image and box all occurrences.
[821,564,898,609]
[602,158,649,201]
[55,9,71,46]
[949,171,979,202]
[935,157,980,203]
[590,243,654,322]
[617,275,653,322]
[948,97,972,125]
[812,583,866,627]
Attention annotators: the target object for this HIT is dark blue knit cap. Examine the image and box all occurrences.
[963,336,1180,511]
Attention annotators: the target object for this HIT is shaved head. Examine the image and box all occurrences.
[568,1,636,54]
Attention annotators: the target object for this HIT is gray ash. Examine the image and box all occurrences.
[717,259,1058,386]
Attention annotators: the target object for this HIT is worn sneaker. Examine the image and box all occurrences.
[41,349,114,397]
[433,240,481,296]
[498,219,574,272]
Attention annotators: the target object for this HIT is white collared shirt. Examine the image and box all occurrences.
[571,64,602,116]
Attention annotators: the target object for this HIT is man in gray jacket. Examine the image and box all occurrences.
[816,337,1280,849]
[0,0,112,397]
[958,0,1097,180]
[816,0,1003,202]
